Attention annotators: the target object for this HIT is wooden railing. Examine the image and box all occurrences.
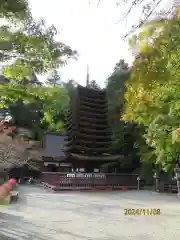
[159,179,177,193]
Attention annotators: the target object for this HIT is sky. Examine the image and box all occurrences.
[29,0,171,86]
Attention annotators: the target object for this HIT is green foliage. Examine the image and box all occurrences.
[123,7,180,171]
[0,0,77,80]
[42,86,69,132]
[46,70,61,86]
[88,80,101,89]
[0,82,70,137]
[23,134,33,141]
[0,0,76,140]
[0,0,30,21]
[0,22,77,79]
[106,59,142,172]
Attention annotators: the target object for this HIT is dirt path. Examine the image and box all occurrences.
[0,186,180,240]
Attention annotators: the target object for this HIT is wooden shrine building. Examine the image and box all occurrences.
[42,133,71,172]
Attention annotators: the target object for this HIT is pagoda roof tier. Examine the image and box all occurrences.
[69,153,123,161]
[64,145,111,153]
[65,132,111,141]
[79,99,108,109]
[78,122,110,130]
[65,121,110,130]
[67,128,111,137]
[79,110,108,118]
[78,85,106,98]
[65,116,108,125]
[77,127,111,134]
[64,144,111,152]
[65,139,111,147]
[65,112,109,123]
[66,125,106,135]
[79,105,107,114]
[79,116,108,124]
[79,96,107,104]
[66,132,111,141]
[78,84,106,93]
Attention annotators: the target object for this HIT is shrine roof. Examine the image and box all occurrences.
[69,153,123,161]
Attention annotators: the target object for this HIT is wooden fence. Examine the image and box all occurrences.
[40,172,141,191]
[158,179,177,193]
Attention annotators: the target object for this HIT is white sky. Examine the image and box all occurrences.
[29,0,172,86]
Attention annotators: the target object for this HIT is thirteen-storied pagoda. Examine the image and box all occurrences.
[64,84,120,173]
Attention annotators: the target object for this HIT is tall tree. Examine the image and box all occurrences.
[123,7,180,172]
[0,0,77,138]
[0,20,77,80]
[0,0,30,21]
[0,0,77,80]
[46,70,61,86]
[88,80,101,89]
[106,59,141,172]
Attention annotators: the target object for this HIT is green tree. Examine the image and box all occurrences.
[88,80,101,89]
[123,7,180,171]
[0,0,77,80]
[0,0,30,21]
[0,81,70,138]
[0,0,77,138]
[0,21,77,80]
[106,59,141,172]
[46,70,61,86]
[42,85,69,132]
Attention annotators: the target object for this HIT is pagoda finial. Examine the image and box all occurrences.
[86,64,90,87]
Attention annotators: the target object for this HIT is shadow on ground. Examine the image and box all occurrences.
[0,212,54,240]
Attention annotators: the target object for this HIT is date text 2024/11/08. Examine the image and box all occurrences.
[124,209,161,216]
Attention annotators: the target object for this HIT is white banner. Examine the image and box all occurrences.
[44,162,59,167]
[66,173,106,178]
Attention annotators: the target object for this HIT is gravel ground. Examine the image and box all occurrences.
[0,186,180,240]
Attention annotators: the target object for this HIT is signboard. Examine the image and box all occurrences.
[59,163,71,167]
[66,173,106,178]
[44,162,59,167]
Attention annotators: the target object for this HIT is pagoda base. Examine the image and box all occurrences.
[41,153,123,173]
[67,153,122,173]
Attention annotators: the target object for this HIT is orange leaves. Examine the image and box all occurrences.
[123,84,153,125]
[175,128,180,143]
[176,128,180,136]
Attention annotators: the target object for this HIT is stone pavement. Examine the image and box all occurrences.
[0,186,180,240]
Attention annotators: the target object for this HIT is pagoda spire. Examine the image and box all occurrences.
[86,65,90,87]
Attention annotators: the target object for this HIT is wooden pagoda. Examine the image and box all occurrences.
[64,84,120,172]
